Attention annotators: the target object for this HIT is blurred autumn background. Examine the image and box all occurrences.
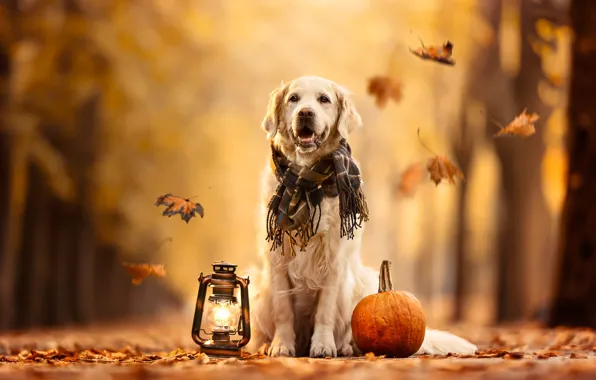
[1,0,593,336]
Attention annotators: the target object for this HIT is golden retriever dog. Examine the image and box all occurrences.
[247,76,477,358]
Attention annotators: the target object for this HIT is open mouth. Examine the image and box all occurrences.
[296,127,317,147]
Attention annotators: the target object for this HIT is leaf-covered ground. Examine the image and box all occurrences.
[1,315,596,379]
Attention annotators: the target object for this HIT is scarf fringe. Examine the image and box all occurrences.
[266,202,322,256]
[339,186,369,239]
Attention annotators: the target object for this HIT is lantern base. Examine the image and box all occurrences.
[200,346,242,358]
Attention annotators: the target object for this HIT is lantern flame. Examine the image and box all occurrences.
[213,303,233,327]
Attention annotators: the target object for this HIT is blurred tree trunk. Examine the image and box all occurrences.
[549,0,596,328]
[18,166,51,327]
[0,0,19,331]
[452,1,501,322]
[466,0,553,322]
[495,0,552,322]
[0,34,10,330]
[509,0,555,322]
[451,105,473,322]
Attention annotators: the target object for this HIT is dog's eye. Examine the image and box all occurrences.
[288,94,299,103]
[318,95,331,104]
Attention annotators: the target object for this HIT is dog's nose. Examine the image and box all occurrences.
[298,107,315,119]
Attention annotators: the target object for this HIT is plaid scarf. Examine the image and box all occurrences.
[266,138,369,255]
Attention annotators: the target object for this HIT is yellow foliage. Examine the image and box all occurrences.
[499,0,521,77]
[533,19,571,89]
[535,18,555,41]
[542,146,567,217]
[470,15,495,47]
[543,108,567,146]
[538,80,562,107]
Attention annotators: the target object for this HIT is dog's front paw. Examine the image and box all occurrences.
[268,338,295,357]
[310,337,337,358]
[338,343,354,357]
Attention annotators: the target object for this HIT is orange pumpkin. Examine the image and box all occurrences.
[351,260,426,358]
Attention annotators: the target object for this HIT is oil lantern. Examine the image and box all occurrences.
[191,261,250,357]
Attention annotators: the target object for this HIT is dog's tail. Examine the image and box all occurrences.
[415,328,477,355]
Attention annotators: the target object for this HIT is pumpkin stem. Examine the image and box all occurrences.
[378,260,394,292]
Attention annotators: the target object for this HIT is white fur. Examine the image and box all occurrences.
[246,76,477,357]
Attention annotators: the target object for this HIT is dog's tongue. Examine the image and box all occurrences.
[298,128,315,144]
[300,135,315,144]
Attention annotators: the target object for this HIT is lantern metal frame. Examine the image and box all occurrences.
[191,261,251,357]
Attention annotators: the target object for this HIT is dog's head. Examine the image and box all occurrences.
[261,76,362,162]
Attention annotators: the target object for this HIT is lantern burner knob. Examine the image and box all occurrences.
[212,261,238,274]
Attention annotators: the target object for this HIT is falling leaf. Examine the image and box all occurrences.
[409,39,455,65]
[396,162,425,197]
[493,109,540,138]
[122,263,167,285]
[155,193,205,223]
[367,75,402,108]
[427,156,464,186]
[417,129,464,186]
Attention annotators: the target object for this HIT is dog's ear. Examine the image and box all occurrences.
[261,81,288,140]
[334,85,363,139]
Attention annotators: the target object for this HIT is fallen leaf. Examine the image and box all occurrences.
[367,76,402,109]
[410,39,455,65]
[155,193,204,223]
[493,109,540,138]
[536,351,559,359]
[122,263,167,285]
[364,352,385,361]
[396,162,425,197]
[219,357,239,365]
[241,351,267,360]
[167,348,186,357]
[504,351,526,359]
[195,352,210,364]
[0,355,22,363]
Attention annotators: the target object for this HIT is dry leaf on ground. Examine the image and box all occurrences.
[504,351,526,359]
[3,322,596,378]
[367,76,402,109]
[493,109,540,138]
[122,263,167,285]
[241,351,267,360]
[364,352,386,361]
[155,193,205,223]
[410,39,455,65]
[1,346,209,366]
[396,162,425,197]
